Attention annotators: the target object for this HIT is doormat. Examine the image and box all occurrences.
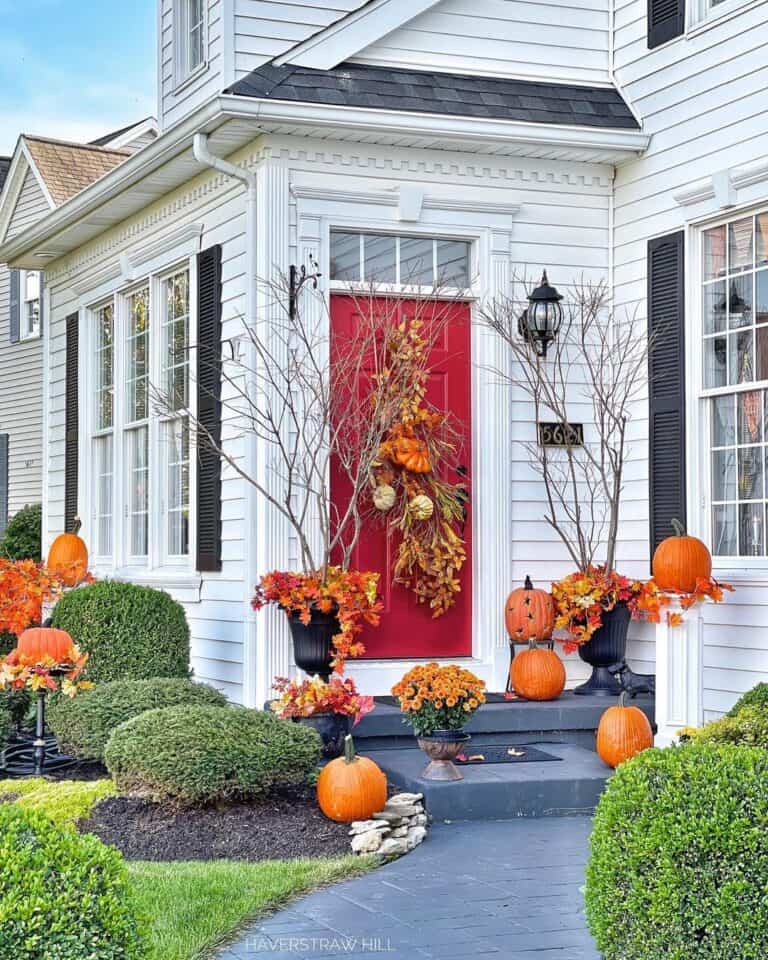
[376,692,520,707]
[455,744,562,765]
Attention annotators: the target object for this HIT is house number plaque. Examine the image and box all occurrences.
[537,422,584,447]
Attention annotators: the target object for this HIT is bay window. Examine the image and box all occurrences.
[88,264,194,571]
[702,211,768,558]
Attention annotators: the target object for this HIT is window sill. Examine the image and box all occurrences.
[172,62,208,96]
[93,567,202,600]
[712,565,768,586]
[685,0,766,39]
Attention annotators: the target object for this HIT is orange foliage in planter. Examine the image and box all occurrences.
[317,735,387,823]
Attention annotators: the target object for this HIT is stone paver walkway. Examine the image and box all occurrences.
[217,818,600,960]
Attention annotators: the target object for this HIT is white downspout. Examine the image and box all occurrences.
[192,133,260,708]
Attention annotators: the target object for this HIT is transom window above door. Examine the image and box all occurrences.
[702,211,768,557]
[329,232,471,288]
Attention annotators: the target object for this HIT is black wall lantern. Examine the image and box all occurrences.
[518,271,564,357]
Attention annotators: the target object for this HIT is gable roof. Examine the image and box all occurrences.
[226,62,640,130]
[0,157,10,193]
[23,136,129,206]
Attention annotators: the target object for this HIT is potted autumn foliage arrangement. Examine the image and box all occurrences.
[271,674,374,758]
[392,663,486,781]
[483,280,730,694]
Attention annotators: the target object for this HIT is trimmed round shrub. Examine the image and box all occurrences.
[48,678,228,760]
[51,580,190,683]
[687,706,768,749]
[104,705,321,805]
[0,805,145,958]
[586,743,768,960]
[728,682,768,717]
[0,503,42,561]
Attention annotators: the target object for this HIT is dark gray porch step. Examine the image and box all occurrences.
[366,741,611,820]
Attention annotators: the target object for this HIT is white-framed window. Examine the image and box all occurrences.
[21,270,41,340]
[700,210,768,559]
[87,263,194,571]
[329,231,472,289]
[688,0,752,29]
[176,0,206,82]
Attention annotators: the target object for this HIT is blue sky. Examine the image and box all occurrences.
[0,0,156,154]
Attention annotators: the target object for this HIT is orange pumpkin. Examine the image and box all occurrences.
[652,518,711,594]
[511,640,566,701]
[317,735,388,823]
[392,438,431,474]
[47,518,89,587]
[505,576,555,643]
[13,627,76,666]
[596,693,654,768]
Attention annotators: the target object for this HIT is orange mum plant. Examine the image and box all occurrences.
[372,317,469,617]
[391,662,486,736]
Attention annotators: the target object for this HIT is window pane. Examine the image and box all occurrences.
[738,390,762,445]
[704,336,727,387]
[712,449,736,501]
[164,271,189,412]
[330,232,361,281]
[703,225,726,280]
[757,214,768,267]
[739,502,764,556]
[127,426,149,558]
[127,288,149,422]
[362,235,396,283]
[729,218,754,273]
[703,281,726,334]
[728,274,753,329]
[713,504,736,555]
[24,271,40,301]
[96,303,114,430]
[436,240,470,287]
[729,330,753,384]
[738,446,763,500]
[712,395,735,446]
[400,237,434,285]
[756,270,768,326]
[95,435,113,556]
[166,418,190,557]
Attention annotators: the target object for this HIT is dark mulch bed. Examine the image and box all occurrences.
[79,786,352,862]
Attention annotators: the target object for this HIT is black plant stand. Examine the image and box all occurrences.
[0,689,76,778]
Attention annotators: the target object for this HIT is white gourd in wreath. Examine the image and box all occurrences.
[409,494,434,521]
[373,484,397,512]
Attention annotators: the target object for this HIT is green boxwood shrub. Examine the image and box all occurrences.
[727,682,768,717]
[51,580,190,683]
[0,805,145,959]
[586,743,768,960]
[687,706,768,749]
[48,678,228,760]
[104,705,321,805]
[0,503,42,562]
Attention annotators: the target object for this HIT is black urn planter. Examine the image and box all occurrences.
[295,712,352,759]
[287,607,340,682]
[574,602,630,697]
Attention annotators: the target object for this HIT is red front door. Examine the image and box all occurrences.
[330,295,472,659]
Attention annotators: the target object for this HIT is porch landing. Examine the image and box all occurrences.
[354,692,654,821]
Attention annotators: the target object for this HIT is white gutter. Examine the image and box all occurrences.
[191,132,260,709]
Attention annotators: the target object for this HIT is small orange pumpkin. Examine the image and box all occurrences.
[317,735,388,823]
[511,639,566,701]
[652,518,711,594]
[13,627,76,666]
[47,518,89,587]
[596,693,654,768]
[392,438,431,474]
[505,576,555,643]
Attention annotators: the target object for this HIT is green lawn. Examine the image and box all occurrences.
[129,857,375,960]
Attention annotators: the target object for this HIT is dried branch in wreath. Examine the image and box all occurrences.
[480,277,650,572]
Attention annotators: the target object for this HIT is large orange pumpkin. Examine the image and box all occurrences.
[505,576,555,643]
[12,627,76,666]
[511,640,566,701]
[47,519,89,587]
[596,693,654,768]
[317,735,388,823]
[652,518,711,594]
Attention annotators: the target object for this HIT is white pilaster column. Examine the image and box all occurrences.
[654,598,705,746]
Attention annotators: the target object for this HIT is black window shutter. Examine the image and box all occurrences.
[648,231,686,562]
[648,0,685,48]
[0,434,8,535]
[64,312,80,532]
[196,245,223,573]
[9,269,20,344]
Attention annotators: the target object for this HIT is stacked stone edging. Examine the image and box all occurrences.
[349,793,428,857]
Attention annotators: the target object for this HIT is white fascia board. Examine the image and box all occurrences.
[102,117,159,150]
[0,140,56,244]
[274,0,444,70]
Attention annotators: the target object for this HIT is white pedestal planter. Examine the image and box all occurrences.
[653,598,705,747]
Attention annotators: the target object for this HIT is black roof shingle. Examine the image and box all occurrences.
[226,62,639,130]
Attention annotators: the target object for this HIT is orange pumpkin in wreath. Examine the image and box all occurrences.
[392,437,431,474]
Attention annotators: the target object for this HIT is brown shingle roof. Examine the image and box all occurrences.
[23,136,130,206]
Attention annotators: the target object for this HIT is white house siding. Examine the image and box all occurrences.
[352,0,611,87]
[613,2,768,717]
[43,161,250,703]
[6,170,51,241]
